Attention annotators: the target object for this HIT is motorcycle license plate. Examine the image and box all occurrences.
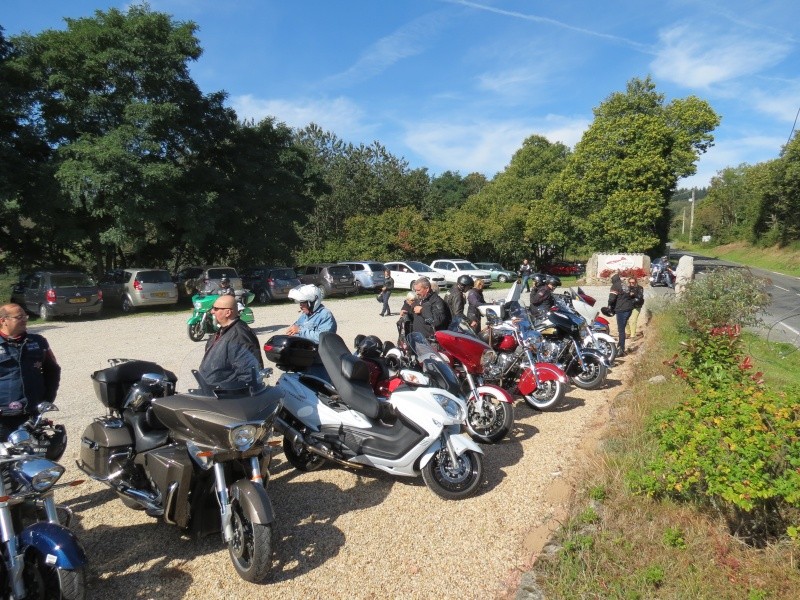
[151,291,168,298]
[69,297,88,304]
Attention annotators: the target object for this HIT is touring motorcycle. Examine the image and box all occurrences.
[558,288,618,363]
[265,332,484,500]
[77,359,281,582]
[650,256,675,288]
[1,405,87,600]
[187,290,255,342]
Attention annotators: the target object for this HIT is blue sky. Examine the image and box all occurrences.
[3,0,799,188]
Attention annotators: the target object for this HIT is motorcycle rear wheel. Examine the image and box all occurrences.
[187,321,206,342]
[282,435,325,472]
[523,379,566,410]
[421,448,483,500]
[593,338,617,363]
[228,500,274,583]
[570,355,607,390]
[465,390,513,443]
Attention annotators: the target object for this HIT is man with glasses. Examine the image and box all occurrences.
[198,294,263,388]
[0,303,61,440]
[411,277,450,337]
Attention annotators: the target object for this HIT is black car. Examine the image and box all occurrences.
[240,266,301,304]
[10,270,103,320]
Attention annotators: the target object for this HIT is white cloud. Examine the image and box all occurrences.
[652,23,789,88]
[751,85,800,123]
[229,95,371,138]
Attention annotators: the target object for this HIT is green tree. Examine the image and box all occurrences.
[755,132,800,246]
[547,76,719,253]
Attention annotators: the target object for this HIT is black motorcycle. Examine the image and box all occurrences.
[528,303,611,390]
[77,359,282,583]
[650,257,675,288]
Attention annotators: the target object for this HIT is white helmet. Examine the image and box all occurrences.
[288,284,321,312]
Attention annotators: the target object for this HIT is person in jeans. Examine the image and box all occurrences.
[607,274,642,356]
[379,269,394,317]
[519,259,532,292]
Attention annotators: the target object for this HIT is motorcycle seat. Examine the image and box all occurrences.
[318,332,381,420]
[125,410,170,453]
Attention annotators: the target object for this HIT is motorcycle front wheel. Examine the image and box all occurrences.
[465,390,513,443]
[421,448,483,500]
[228,500,274,583]
[24,553,87,600]
[523,379,566,410]
[187,320,206,342]
[282,435,325,472]
[570,355,607,390]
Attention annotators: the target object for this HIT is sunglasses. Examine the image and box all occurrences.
[210,305,230,312]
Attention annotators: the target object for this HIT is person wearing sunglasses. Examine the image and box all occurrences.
[198,294,263,388]
[0,303,61,440]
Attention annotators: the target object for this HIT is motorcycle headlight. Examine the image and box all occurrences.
[480,349,497,370]
[230,425,258,451]
[12,458,65,493]
[432,393,465,421]
[193,300,203,310]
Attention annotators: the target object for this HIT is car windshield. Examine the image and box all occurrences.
[136,270,172,284]
[207,268,238,279]
[51,273,95,287]
[404,261,434,273]
[454,261,478,270]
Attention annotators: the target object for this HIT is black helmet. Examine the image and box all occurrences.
[456,274,474,290]
[220,277,231,287]
[357,335,383,359]
[531,273,545,288]
[545,275,561,288]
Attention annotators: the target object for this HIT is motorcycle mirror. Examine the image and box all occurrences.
[35,401,59,414]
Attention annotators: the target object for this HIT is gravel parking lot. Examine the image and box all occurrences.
[35,286,638,599]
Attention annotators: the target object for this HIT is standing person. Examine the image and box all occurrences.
[0,303,61,441]
[607,274,640,357]
[530,275,560,310]
[624,276,645,340]
[446,275,473,323]
[519,259,532,292]
[466,278,486,333]
[286,284,337,343]
[411,277,450,337]
[198,294,263,388]
[379,269,394,317]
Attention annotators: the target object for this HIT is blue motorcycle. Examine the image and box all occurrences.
[1,404,87,599]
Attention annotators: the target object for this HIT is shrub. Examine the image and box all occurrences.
[599,267,648,279]
[679,268,770,330]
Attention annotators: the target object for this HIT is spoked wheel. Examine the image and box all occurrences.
[121,296,135,313]
[39,304,53,322]
[187,321,206,342]
[282,434,325,472]
[465,390,513,443]
[523,379,566,410]
[571,355,607,390]
[257,289,271,304]
[592,338,617,363]
[421,448,483,500]
[228,500,274,583]
[23,552,87,600]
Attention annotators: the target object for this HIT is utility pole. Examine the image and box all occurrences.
[689,188,696,244]
[682,207,686,235]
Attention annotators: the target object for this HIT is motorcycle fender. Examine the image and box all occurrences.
[187,312,203,326]
[580,347,612,368]
[476,383,513,403]
[592,332,615,344]
[240,307,255,324]
[418,433,483,470]
[229,479,276,526]
[20,521,88,570]
[534,363,568,383]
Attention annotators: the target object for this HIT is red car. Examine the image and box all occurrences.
[541,261,583,276]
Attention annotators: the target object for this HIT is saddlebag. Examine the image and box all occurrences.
[77,417,134,479]
[91,360,177,410]
[263,335,317,370]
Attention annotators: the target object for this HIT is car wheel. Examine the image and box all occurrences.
[39,304,52,322]
[353,281,363,295]
[121,296,134,313]
[257,289,271,304]
[498,274,508,283]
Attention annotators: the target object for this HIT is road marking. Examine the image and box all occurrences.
[773,285,790,291]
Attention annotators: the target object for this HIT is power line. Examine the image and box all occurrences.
[787,104,800,147]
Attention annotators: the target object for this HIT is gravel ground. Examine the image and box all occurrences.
[34,286,641,599]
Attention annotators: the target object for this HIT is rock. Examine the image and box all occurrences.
[675,255,694,296]
[648,374,667,384]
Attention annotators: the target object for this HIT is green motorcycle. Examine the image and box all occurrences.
[187,290,255,342]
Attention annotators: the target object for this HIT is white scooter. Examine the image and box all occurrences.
[557,288,618,363]
[265,332,484,501]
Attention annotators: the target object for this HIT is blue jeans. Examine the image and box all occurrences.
[615,310,632,352]
[380,291,391,315]
[521,275,530,292]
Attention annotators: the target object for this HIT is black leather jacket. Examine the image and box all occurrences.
[412,292,450,337]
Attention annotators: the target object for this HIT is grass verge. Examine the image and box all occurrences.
[675,241,800,277]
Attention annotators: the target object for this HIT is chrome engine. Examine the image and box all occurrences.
[537,340,565,361]
[484,349,521,380]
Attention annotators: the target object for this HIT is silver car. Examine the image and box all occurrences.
[338,261,387,292]
[99,268,178,312]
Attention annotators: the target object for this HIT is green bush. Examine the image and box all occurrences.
[679,268,770,330]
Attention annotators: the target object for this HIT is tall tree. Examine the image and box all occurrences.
[755,132,800,246]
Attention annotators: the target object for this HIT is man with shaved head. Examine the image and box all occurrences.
[198,294,263,388]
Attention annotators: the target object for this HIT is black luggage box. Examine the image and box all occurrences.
[91,360,177,410]
[263,335,317,370]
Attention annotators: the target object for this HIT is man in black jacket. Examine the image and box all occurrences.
[199,294,263,388]
[411,277,450,337]
[607,273,643,356]
[0,303,61,440]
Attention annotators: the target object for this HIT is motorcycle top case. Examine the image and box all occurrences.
[263,335,317,369]
[91,360,177,410]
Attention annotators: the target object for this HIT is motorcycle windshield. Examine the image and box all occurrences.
[406,332,462,395]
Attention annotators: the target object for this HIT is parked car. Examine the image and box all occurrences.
[338,261,386,292]
[542,261,583,277]
[298,263,355,297]
[474,262,516,283]
[10,270,103,320]
[383,261,450,291]
[429,259,492,288]
[173,265,243,301]
[98,268,178,312]
[240,266,301,304]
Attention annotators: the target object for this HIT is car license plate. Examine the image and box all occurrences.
[69,297,88,304]
[340,278,348,282]
[151,291,168,298]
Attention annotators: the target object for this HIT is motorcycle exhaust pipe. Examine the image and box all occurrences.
[276,416,364,470]
[89,473,165,514]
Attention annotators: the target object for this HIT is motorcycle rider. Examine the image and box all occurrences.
[0,303,61,441]
[198,294,263,388]
[466,278,486,333]
[446,275,473,323]
[412,277,450,337]
[530,275,560,311]
[286,284,337,344]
